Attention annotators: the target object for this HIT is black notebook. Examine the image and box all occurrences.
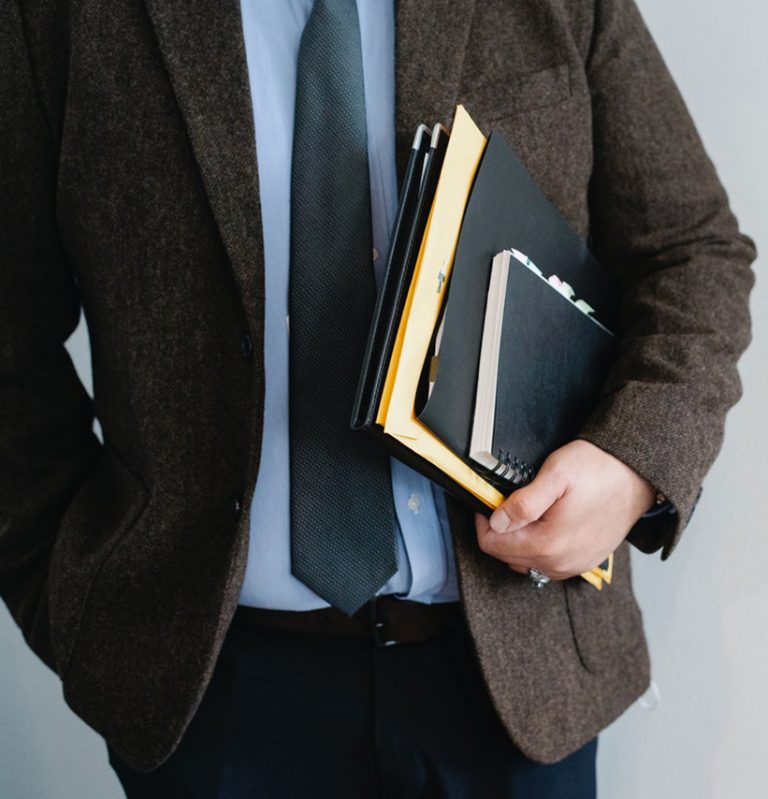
[463,249,617,492]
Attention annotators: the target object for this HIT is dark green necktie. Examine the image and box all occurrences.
[289,0,398,615]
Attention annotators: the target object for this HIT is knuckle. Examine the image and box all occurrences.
[537,537,561,562]
[540,553,572,579]
[552,559,581,580]
[511,493,536,521]
[543,447,566,471]
[477,534,496,556]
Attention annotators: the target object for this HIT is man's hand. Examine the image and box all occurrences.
[474,440,656,580]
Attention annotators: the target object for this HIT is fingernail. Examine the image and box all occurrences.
[489,508,511,533]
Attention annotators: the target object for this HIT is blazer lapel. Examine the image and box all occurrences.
[141,0,477,315]
[142,0,264,318]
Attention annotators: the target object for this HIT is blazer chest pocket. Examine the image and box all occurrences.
[462,62,576,125]
[47,442,150,676]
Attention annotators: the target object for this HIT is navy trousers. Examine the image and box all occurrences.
[109,607,597,798]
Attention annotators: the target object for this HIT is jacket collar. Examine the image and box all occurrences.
[142,0,475,318]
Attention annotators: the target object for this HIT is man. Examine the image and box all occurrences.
[0,0,755,796]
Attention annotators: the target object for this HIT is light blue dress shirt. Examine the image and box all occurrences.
[237,0,459,610]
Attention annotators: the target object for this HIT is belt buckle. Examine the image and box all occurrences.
[368,597,398,648]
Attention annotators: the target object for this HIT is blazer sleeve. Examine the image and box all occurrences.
[0,1,102,670]
[575,0,757,559]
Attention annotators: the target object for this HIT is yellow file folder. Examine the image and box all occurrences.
[377,105,503,508]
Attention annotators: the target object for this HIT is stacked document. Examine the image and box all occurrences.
[351,106,617,589]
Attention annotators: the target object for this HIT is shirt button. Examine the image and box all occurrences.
[231,494,243,515]
[372,247,379,261]
[240,332,253,359]
[407,493,421,514]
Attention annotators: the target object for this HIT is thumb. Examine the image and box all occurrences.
[488,465,566,533]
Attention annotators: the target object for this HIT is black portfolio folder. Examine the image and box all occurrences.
[352,123,449,431]
[418,131,619,486]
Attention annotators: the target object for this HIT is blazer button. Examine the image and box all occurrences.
[240,332,254,360]
[232,494,243,515]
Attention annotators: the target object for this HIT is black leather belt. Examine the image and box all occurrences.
[233,596,464,647]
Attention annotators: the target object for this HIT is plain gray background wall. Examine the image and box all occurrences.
[1,1,766,796]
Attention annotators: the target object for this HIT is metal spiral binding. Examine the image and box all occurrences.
[490,452,535,487]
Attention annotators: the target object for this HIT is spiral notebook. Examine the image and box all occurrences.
[464,248,617,492]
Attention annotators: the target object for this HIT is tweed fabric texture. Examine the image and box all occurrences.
[0,0,756,771]
[289,0,398,614]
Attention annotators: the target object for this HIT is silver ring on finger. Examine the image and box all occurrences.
[528,568,551,589]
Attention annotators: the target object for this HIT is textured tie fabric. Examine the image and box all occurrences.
[288,0,398,615]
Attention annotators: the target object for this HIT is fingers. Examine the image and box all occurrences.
[488,463,566,533]
[477,516,547,565]
[478,510,584,580]
[473,442,630,581]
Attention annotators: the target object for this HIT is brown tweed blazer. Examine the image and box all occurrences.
[0,0,756,771]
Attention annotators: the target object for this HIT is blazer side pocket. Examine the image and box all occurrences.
[48,442,150,675]
[563,540,650,676]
